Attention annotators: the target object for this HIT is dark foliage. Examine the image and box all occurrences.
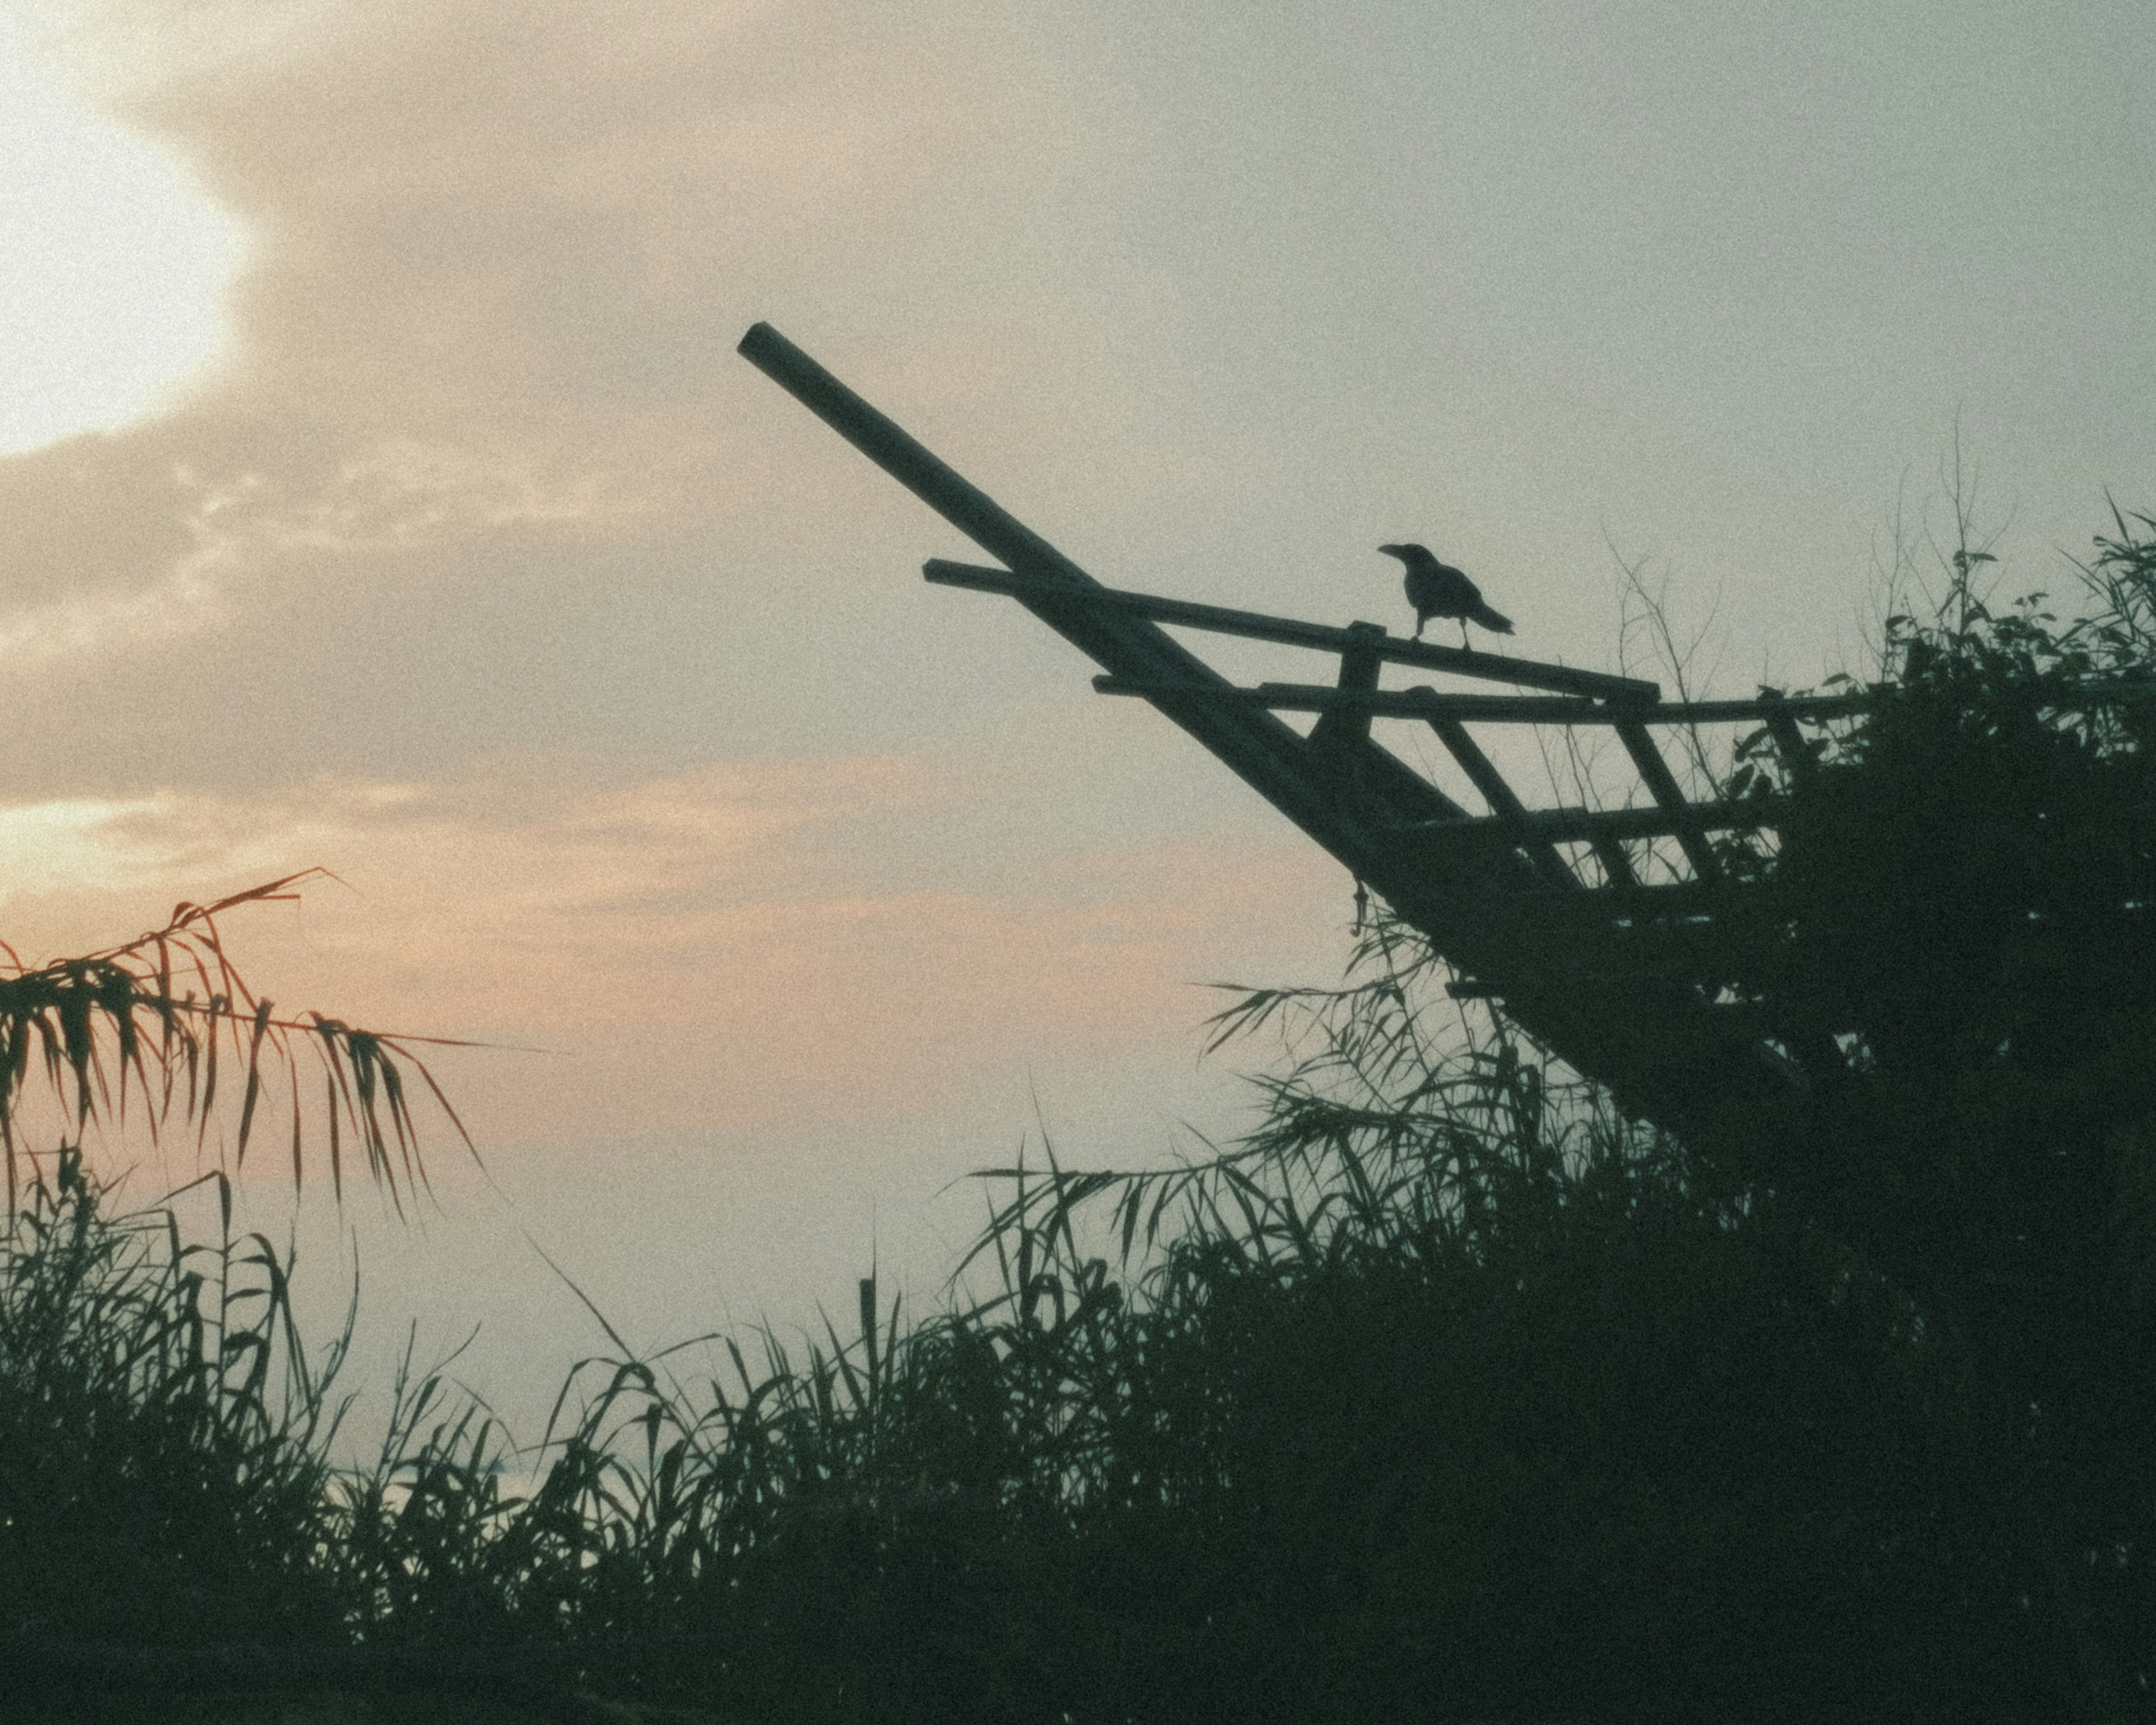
[0,1152,347,1650]
[1716,507,2156,1717]
[3,510,2154,1723]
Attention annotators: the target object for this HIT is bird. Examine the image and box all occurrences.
[1377,544,1514,648]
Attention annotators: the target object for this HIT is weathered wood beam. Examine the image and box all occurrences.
[1090,676,1875,726]
[737,324,1377,876]
[1613,718,1724,883]
[1588,833,1642,889]
[1423,715,1583,891]
[1307,621,1386,801]
[1761,705,1819,785]
[1413,797,1786,848]
[1492,877,1726,921]
[925,558,1663,702]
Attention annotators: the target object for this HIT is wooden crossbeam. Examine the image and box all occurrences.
[1415,797,1786,848]
[924,558,1663,702]
[1091,676,1875,727]
[737,325,1380,877]
[1496,878,1725,917]
[1587,832,1642,890]
[1423,715,1583,891]
[1613,717,1724,883]
[1761,708,1819,784]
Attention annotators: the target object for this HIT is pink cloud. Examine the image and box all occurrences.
[0,752,1342,1166]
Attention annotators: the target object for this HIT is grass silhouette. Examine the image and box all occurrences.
[2,506,2153,1722]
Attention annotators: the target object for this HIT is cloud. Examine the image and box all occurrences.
[0,750,1337,1156]
[0,0,1165,720]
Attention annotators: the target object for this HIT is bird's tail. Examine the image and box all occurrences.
[1472,603,1514,634]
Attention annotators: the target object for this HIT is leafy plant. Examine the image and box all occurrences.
[0,872,476,1212]
[0,1149,349,1648]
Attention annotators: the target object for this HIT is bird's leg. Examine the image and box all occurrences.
[1459,622,1472,652]
[1412,618,1427,641]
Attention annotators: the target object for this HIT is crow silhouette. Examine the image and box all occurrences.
[1378,544,1514,648]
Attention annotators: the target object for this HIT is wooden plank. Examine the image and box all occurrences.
[742,331,1095,594]
[1415,796,1785,848]
[925,558,1664,702]
[1762,705,1818,785]
[1098,673,2156,725]
[1423,717,1582,891]
[1588,832,1641,889]
[1613,718,1723,883]
[1091,676,1874,726]
[1497,877,1725,917]
[1307,622,1386,797]
[1451,975,1778,1062]
[737,324,1382,877]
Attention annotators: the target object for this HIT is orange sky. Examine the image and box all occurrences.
[2,0,2149,1441]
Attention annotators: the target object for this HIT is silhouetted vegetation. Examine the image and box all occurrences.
[1708,503,2156,1720]
[0,873,470,1213]
[3,508,2154,1722]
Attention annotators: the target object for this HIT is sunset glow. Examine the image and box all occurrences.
[0,12,244,455]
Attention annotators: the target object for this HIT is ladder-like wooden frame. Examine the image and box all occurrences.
[738,322,2148,1151]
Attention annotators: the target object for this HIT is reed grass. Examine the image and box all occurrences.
[3,506,2153,1721]
[0,1149,347,1650]
[0,979,2094,1721]
[0,873,476,1213]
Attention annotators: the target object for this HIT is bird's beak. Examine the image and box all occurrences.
[1376,544,1404,560]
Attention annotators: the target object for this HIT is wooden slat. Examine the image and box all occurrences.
[1762,705,1817,785]
[1613,718,1723,883]
[1499,875,1725,915]
[1453,977,1779,1062]
[1414,796,1785,848]
[1422,717,1582,891]
[738,324,1386,879]
[925,559,1663,701]
[1099,674,2156,725]
[1091,676,1874,726]
[1307,622,1386,799]
[1588,832,1641,889]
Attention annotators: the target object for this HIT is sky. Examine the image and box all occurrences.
[0,0,2149,1443]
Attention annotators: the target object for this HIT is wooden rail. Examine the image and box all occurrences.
[738,323,1399,884]
[1413,798,1789,846]
[923,558,1664,702]
[1089,676,1874,725]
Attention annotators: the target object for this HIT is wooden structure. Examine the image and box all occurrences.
[735,322,2141,1152]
